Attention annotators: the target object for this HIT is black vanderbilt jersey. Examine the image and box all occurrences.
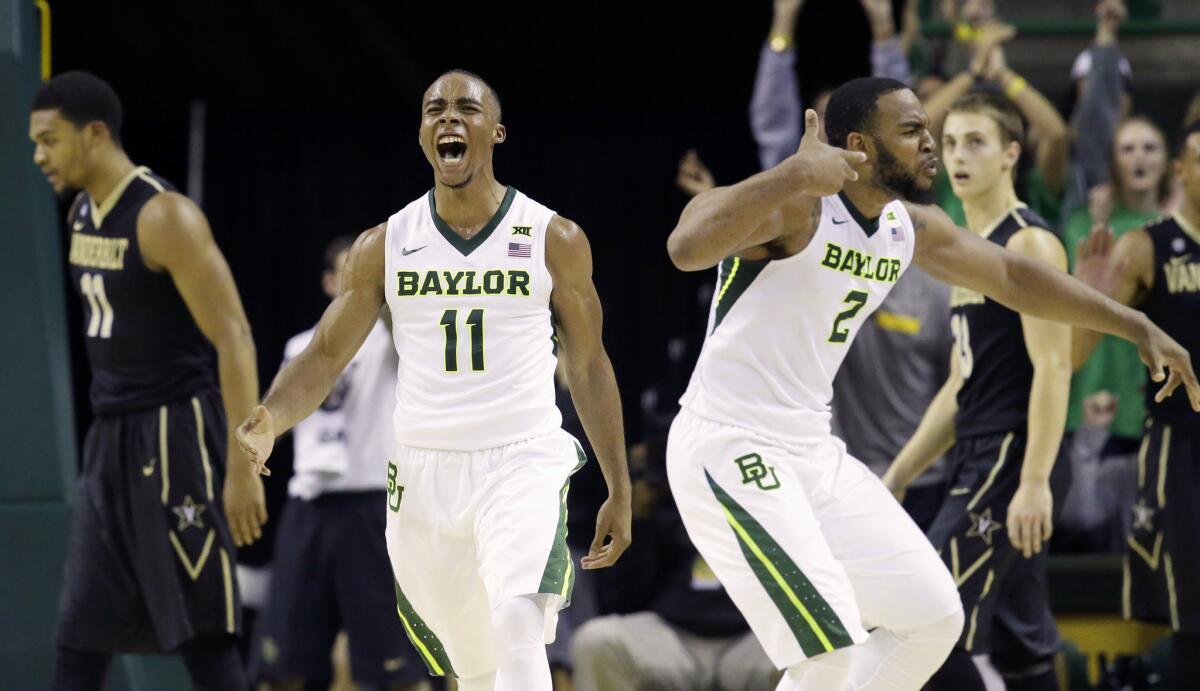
[66,166,216,414]
[950,206,1061,438]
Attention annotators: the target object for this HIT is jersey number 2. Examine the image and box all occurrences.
[828,290,869,343]
[440,308,485,372]
[80,273,115,339]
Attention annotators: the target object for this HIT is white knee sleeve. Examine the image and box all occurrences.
[492,595,546,650]
[490,595,552,691]
[776,646,854,691]
[849,608,965,691]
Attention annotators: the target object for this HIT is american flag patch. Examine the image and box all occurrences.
[508,242,532,257]
[890,225,905,241]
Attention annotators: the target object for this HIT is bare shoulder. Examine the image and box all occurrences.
[902,201,953,233]
[343,222,388,285]
[904,202,961,258]
[137,192,215,271]
[547,214,588,247]
[546,214,593,276]
[1116,226,1155,256]
[1007,226,1067,268]
[139,191,210,239]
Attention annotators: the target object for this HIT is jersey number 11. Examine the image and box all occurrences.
[440,308,485,372]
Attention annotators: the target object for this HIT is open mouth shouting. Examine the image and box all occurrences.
[437,133,467,165]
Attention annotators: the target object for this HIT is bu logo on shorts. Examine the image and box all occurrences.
[735,453,780,491]
[387,462,404,513]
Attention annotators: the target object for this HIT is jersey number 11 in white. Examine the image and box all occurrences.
[440,308,485,372]
[80,273,115,339]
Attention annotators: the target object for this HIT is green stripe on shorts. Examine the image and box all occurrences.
[393,580,456,677]
[538,440,586,600]
[705,470,855,656]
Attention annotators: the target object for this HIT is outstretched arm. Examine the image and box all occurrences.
[236,225,387,472]
[668,110,866,271]
[139,192,265,547]
[908,203,1200,409]
[547,215,631,570]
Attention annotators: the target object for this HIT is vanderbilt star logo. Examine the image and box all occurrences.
[401,245,428,256]
[172,495,207,531]
[966,508,1003,545]
[142,457,157,477]
[1131,499,1156,532]
[383,657,406,671]
[72,219,86,232]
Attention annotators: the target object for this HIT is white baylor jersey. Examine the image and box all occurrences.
[384,187,562,451]
[680,193,917,446]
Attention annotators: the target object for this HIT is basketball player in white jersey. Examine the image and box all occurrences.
[236,70,631,691]
[665,77,1199,691]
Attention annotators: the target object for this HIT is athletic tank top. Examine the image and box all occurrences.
[383,186,562,450]
[950,205,1060,438]
[66,166,216,414]
[1141,213,1200,425]
[680,192,917,446]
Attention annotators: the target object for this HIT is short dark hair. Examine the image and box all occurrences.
[824,77,908,148]
[323,235,354,273]
[947,91,1025,149]
[32,71,123,145]
[436,69,503,123]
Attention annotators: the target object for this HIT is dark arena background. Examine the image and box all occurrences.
[3,0,1200,689]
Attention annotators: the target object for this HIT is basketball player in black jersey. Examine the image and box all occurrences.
[30,72,265,690]
[1073,120,1200,690]
[885,93,1070,691]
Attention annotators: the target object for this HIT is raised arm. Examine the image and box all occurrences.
[236,225,387,473]
[1070,224,1155,367]
[750,0,806,170]
[861,0,913,84]
[924,21,1015,141]
[984,48,1069,195]
[1062,2,1130,221]
[668,110,866,271]
[1005,227,1071,557]
[908,203,1200,408]
[138,192,264,547]
[546,215,631,570]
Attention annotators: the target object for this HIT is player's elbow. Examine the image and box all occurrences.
[667,230,712,272]
[212,318,256,360]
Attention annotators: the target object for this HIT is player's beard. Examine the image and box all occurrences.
[874,144,936,205]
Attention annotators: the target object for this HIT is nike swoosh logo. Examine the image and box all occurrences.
[832,218,849,225]
[401,246,428,256]
[142,457,157,477]
[73,220,85,231]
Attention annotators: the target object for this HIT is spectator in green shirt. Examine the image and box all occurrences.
[1065,116,1173,442]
